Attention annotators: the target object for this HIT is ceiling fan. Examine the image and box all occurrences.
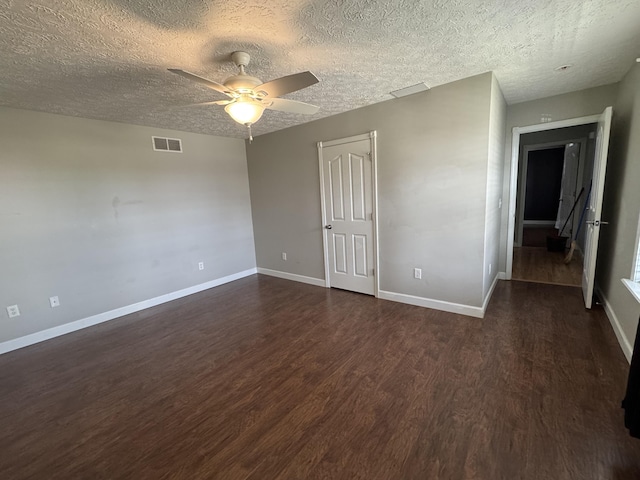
[169,51,320,139]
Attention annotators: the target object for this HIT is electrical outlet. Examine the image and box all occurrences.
[414,268,422,279]
[281,252,287,261]
[49,296,60,308]
[6,305,20,318]
[198,262,204,271]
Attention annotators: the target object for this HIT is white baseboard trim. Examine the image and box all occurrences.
[482,275,500,314]
[497,272,507,280]
[595,285,633,363]
[256,268,326,287]
[377,290,484,318]
[0,268,258,356]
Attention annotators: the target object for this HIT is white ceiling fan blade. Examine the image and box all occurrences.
[168,69,233,97]
[265,98,319,115]
[188,100,232,106]
[255,71,319,98]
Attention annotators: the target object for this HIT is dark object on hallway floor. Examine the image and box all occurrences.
[546,234,568,252]
[523,227,558,247]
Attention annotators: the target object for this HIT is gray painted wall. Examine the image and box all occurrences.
[498,83,619,272]
[247,73,495,309]
[598,63,640,348]
[483,75,506,298]
[0,107,256,343]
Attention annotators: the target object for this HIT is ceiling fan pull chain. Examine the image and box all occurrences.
[247,123,253,143]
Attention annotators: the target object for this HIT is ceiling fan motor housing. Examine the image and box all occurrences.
[224,74,262,92]
[225,52,262,93]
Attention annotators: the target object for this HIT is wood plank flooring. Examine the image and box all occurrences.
[512,246,583,286]
[0,275,638,479]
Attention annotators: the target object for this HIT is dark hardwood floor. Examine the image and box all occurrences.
[512,246,583,286]
[0,275,638,479]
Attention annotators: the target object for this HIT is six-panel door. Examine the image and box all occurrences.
[322,139,375,295]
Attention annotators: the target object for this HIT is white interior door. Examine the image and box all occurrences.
[320,137,375,295]
[582,106,612,308]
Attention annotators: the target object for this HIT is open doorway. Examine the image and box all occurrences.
[512,129,593,286]
[506,107,612,308]
[510,124,597,286]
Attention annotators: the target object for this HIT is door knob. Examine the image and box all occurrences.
[325,225,332,229]
[586,220,609,226]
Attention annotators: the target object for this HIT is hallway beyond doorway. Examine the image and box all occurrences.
[512,246,583,286]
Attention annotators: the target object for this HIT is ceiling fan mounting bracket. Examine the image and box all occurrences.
[231,51,251,68]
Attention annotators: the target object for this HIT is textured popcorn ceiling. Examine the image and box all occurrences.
[1,0,639,138]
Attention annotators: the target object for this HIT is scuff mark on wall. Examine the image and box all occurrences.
[112,197,144,222]
[112,195,120,221]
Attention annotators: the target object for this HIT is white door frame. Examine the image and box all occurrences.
[516,137,587,246]
[317,131,380,296]
[506,115,600,279]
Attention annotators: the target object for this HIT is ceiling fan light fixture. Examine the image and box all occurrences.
[169,51,319,132]
[225,99,265,125]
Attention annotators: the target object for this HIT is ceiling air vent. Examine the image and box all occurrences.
[152,136,182,153]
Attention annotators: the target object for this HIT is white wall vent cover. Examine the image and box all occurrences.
[152,136,182,153]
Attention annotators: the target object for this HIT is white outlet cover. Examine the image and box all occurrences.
[414,268,422,279]
[282,252,287,260]
[7,305,20,318]
[49,296,60,308]
[198,262,204,270]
